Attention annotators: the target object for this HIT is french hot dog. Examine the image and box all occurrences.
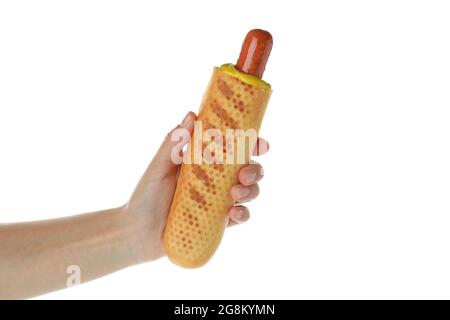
[163,29,273,268]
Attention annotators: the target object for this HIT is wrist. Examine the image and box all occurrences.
[118,204,165,264]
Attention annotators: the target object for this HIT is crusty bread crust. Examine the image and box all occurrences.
[163,68,271,268]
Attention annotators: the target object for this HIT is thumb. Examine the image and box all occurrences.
[147,111,196,178]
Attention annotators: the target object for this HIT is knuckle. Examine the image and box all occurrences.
[165,125,182,142]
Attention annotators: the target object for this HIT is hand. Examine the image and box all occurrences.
[125,111,269,261]
[0,111,269,298]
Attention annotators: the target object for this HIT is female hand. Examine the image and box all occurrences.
[125,111,269,261]
[0,111,269,299]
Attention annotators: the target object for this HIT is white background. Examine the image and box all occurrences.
[1,0,450,299]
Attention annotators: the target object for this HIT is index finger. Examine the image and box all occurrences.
[253,137,270,156]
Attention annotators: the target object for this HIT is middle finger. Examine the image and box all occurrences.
[238,162,264,186]
[231,184,260,203]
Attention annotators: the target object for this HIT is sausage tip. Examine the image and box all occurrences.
[236,29,273,79]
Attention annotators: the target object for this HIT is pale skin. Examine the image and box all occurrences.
[0,111,269,299]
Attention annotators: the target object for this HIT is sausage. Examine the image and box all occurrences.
[236,29,273,79]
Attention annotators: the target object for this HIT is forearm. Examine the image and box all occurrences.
[0,206,146,299]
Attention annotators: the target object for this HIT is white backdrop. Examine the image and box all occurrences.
[1,0,450,299]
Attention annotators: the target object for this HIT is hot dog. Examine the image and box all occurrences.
[163,29,273,268]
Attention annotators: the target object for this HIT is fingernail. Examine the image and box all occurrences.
[235,208,244,220]
[260,166,264,177]
[181,112,191,127]
[245,171,257,183]
[237,187,250,199]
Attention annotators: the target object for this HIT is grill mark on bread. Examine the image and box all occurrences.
[189,187,206,205]
[192,165,210,187]
[218,79,234,98]
[211,100,238,129]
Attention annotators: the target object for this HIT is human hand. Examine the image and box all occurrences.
[124,111,269,262]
